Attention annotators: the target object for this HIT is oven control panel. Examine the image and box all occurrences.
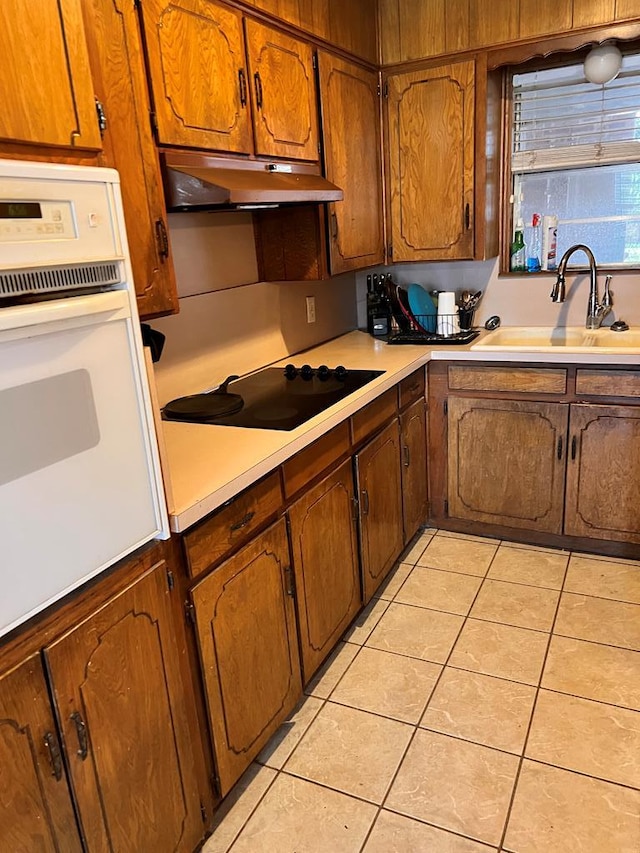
[0,199,76,243]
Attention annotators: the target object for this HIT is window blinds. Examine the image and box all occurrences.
[512,54,640,173]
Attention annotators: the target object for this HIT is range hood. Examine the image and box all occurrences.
[162,152,343,210]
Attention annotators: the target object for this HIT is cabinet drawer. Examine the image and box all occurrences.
[183,472,283,578]
[399,368,425,410]
[576,369,640,398]
[282,421,350,498]
[448,365,567,394]
[351,388,398,445]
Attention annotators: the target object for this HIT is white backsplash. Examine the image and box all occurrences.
[150,214,640,407]
[356,258,640,329]
[150,213,357,406]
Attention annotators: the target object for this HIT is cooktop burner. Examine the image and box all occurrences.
[162,364,385,431]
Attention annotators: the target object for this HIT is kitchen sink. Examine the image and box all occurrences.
[472,326,640,353]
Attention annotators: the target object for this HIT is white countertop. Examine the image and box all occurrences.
[160,329,640,532]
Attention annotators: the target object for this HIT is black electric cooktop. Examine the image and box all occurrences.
[162,364,385,431]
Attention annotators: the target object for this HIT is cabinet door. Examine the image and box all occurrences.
[565,404,640,544]
[288,460,361,683]
[318,52,384,274]
[191,518,302,796]
[140,0,253,153]
[245,18,320,161]
[45,562,204,853]
[0,655,82,853]
[82,0,178,318]
[400,398,428,543]
[447,397,568,534]
[386,61,475,261]
[356,419,404,602]
[0,0,101,149]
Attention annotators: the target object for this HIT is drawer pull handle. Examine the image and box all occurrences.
[44,731,63,781]
[230,511,255,533]
[557,436,563,460]
[571,435,577,460]
[403,445,410,467]
[70,711,88,760]
[361,489,369,515]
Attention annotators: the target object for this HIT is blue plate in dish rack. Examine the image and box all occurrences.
[407,283,437,333]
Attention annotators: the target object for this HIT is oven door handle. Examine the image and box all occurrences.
[0,289,131,338]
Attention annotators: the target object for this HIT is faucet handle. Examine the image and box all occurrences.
[603,275,613,308]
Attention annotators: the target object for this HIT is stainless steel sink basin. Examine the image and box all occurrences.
[471,326,640,353]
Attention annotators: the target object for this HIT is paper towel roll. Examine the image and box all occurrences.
[436,292,459,336]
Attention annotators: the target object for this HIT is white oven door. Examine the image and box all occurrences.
[0,289,168,637]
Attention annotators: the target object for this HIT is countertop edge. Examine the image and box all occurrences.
[162,330,640,533]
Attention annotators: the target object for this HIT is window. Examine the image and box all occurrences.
[510,52,640,268]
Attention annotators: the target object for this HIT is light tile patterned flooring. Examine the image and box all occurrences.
[203,529,640,853]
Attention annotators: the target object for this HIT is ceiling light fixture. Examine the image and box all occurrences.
[584,43,622,85]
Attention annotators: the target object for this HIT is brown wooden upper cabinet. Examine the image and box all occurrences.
[385,60,476,261]
[0,0,102,150]
[245,18,319,160]
[318,52,384,274]
[140,0,253,153]
[379,0,640,65]
[140,0,319,160]
[248,0,376,62]
[82,0,178,318]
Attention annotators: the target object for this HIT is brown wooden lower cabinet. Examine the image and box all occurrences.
[0,654,82,853]
[44,561,205,853]
[356,419,404,602]
[191,518,302,797]
[400,398,428,543]
[288,459,361,683]
[435,363,640,550]
[565,404,640,545]
[447,396,568,534]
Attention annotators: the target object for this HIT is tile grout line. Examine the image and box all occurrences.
[355,539,503,852]
[495,548,573,853]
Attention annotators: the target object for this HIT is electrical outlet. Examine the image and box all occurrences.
[306,295,316,324]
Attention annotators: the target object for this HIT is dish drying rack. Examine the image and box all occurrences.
[386,313,479,346]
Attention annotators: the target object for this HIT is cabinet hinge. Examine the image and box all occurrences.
[443,400,448,415]
[312,53,317,70]
[387,244,393,260]
[377,83,381,97]
[149,110,158,136]
[200,802,207,823]
[184,601,196,626]
[95,98,107,138]
[444,499,449,515]
[166,569,175,592]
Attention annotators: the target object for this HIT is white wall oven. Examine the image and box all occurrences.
[0,159,168,638]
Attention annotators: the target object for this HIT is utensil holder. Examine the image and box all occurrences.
[459,307,475,331]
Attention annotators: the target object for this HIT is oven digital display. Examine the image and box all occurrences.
[0,202,43,219]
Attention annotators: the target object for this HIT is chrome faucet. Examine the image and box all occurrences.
[550,244,613,329]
